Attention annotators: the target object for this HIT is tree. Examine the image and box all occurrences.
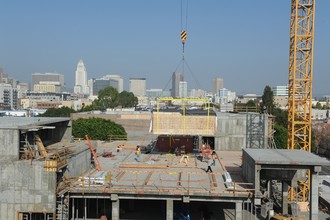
[79,104,99,112]
[72,118,127,141]
[94,87,119,110]
[39,107,76,117]
[261,85,274,114]
[246,100,257,107]
[272,108,288,129]
[274,123,287,149]
[315,102,322,109]
[118,91,138,108]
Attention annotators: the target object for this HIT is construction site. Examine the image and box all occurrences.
[0,102,329,220]
[1,0,330,220]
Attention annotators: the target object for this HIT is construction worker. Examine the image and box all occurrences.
[135,145,141,162]
[206,159,213,173]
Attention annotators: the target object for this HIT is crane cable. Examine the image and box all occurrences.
[180,0,188,55]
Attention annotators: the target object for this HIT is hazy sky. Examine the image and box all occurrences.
[1,1,329,96]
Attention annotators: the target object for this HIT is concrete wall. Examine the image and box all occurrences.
[215,113,269,150]
[54,120,72,143]
[242,149,256,184]
[0,129,20,160]
[215,113,247,150]
[0,160,56,220]
[67,144,91,177]
[71,112,151,133]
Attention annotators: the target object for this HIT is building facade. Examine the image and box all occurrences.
[171,72,183,98]
[34,82,61,93]
[272,85,288,96]
[92,79,120,96]
[129,78,146,97]
[179,81,188,98]
[213,77,224,96]
[0,83,18,110]
[101,75,124,93]
[74,59,89,95]
[189,89,206,98]
[32,72,64,92]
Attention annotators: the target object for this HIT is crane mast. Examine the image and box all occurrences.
[287,0,315,201]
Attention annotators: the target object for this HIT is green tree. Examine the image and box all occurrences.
[246,100,257,107]
[118,91,138,108]
[315,102,322,109]
[272,108,288,129]
[39,107,76,117]
[274,123,288,149]
[94,87,119,110]
[79,104,100,112]
[261,85,274,114]
[72,118,127,141]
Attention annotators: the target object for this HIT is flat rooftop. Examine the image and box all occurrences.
[67,141,251,201]
[244,149,330,166]
[0,117,70,129]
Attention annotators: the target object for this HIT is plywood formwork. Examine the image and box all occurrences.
[152,112,216,135]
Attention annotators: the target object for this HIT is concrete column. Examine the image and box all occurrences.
[235,202,242,220]
[166,199,173,220]
[255,165,262,197]
[282,181,289,215]
[310,172,319,220]
[111,194,119,220]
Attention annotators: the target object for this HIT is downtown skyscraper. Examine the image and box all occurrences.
[74,59,89,95]
[171,72,183,98]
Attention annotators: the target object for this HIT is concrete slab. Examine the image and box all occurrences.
[244,149,330,166]
[69,142,251,200]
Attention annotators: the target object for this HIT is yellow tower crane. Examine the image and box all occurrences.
[287,0,315,202]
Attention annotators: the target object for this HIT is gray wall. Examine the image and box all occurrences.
[242,149,256,184]
[215,113,247,150]
[0,129,20,160]
[215,113,269,150]
[67,144,91,177]
[0,160,56,220]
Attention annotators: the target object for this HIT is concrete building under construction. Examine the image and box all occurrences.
[0,109,329,220]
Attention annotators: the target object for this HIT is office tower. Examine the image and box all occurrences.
[32,72,65,92]
[0,83,18,109]
[74,59,89,95]
[0,68,4,83]
[101,75,124,93]
[189,89,206,98]
[92,79,120,96]
[219,88,236,104]
[1,68,17,88]
[213,77,224,95]
[272,85,288,96]
[171,72,183,98]
[16,83,29,99]
[129,78,146,97]
[179,81,188,98]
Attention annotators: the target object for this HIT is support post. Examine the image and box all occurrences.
[235,202,242,220]
[111,194,119,220]
[166,199,173,220]
[282,181,289,215]
[71,198,74,220]
[310,170,319,220]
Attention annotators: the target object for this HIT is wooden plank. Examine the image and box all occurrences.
[144,172,153,186]
[211,173,218,187]
[119,164,168,169]
[178,172,182,186]
[115,171,125,181]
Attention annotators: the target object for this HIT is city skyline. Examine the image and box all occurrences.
[1,1,330,96]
